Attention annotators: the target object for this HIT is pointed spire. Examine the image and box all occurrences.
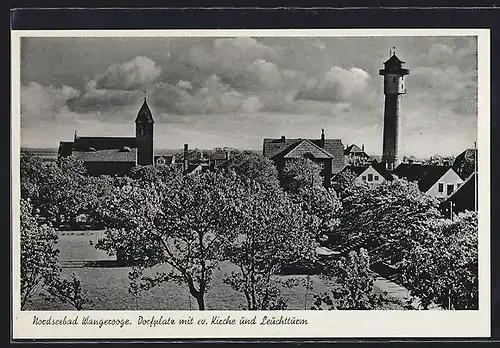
[135,93,154,123]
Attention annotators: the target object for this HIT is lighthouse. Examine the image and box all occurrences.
[379,50,410,170]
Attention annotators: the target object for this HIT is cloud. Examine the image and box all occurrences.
[428,43,454,64]
[94,56,161,90]
[296,66,371,103]
[153,74,264,115]
[21,82,81,126]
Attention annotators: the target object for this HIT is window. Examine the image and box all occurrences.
[447,184,454,195]
[438,183,444,193]
[368,174,373,182]
[362,176,367,181]
[374,175,379,181]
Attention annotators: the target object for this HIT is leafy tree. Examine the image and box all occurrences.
[223,183,317,310]
[20,153,44,200]
[311,249,409,310]
[217,150,280,188]
[453,150,477,180]
[331,169,358,198]
[96,171,245,310]
[279,158,323,193]
[400,211,478,309]
[291,186,342,243]
[334,178,441,265]
[20,198,86,310]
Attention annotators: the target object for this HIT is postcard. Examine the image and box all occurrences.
[11,28,490,339]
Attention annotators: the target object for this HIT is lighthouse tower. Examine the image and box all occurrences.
[379,50,410,170]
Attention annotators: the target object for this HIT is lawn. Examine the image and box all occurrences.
[26,231,331,311]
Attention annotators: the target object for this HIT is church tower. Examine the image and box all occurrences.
[379,50,410,170]
[135,96,154,166]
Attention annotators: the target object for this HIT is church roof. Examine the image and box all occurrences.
[73,137,137,151]
[394,164,452,192]
[73,148,137,163]
[135,98,154,123]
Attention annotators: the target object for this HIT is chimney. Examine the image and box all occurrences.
[226,148,231,160]
[320,129,325,147]
[362,144,365,152]
[280,135,286,142]
[183,144,189,172]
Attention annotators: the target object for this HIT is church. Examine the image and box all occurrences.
[58,97,160,176]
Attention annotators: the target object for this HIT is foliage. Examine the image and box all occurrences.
[96,171,245,310]
[20,198,87,310]
[425,154,456,166]
[223,183,317,310]
[291,186,342,242]
[20,155,91,228]
[218,150,280,189]
[311,249,408,310]
[453,150,477,180]
[279,158,323,193]
[334,178,441,265]
[331,169,358,199]
[400,211,478,309]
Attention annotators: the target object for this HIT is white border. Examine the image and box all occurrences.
[11,28,490,339]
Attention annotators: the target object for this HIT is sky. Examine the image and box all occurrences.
[19,35,478,157]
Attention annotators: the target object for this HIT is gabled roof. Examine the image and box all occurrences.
[282,139,334,159]
[394,164,453,192]
[345,144,363,154]
[73,148,137,163]
[340,165,369,177]
[135,98,154,123]
[263,138,343,159]
[73,137,137,151]
[445,172,476,202]
[371,161,394,180]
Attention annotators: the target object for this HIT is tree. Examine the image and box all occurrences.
[20,198,86,310]
[291,186,342,243]
[400,211,478,309]
[218,151,280,189]
[96,171,245,310]
[334,178,442,265]
[279,158,323,193]
[21,155,90,228]
[311,249,409,310]
[331,169,358,199]
[223,183,317,310]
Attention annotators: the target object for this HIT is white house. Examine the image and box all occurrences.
[336,162,393,187]
[394,164,464,200]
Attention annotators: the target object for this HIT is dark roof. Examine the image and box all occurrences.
[73,148,137,163]
[58,141,73,157]
[384,54,405,66]
[345,144,363,154]
[394,164,452,192]
[281,140,333,159]
[72,137,136,151]
[262,137,345,173]
[135,98,154,123]
[442,172,477,213]
[371,161,394,180]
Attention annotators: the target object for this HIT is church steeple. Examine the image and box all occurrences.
[135,93,154,166]
[135,93,154,124]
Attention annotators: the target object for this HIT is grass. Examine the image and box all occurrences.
[26,231,331,311]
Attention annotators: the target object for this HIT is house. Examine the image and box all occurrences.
[394,164,464,200]
[58,97,155,176]
[262,129,345,187]
[336,161,393,186]
[440,172,477,218]
[401,155,422,165]
[344,144,371,166]
[154,150,177,167]
[209,148,231,170]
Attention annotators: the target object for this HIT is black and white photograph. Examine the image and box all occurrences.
[11,28,490,339]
